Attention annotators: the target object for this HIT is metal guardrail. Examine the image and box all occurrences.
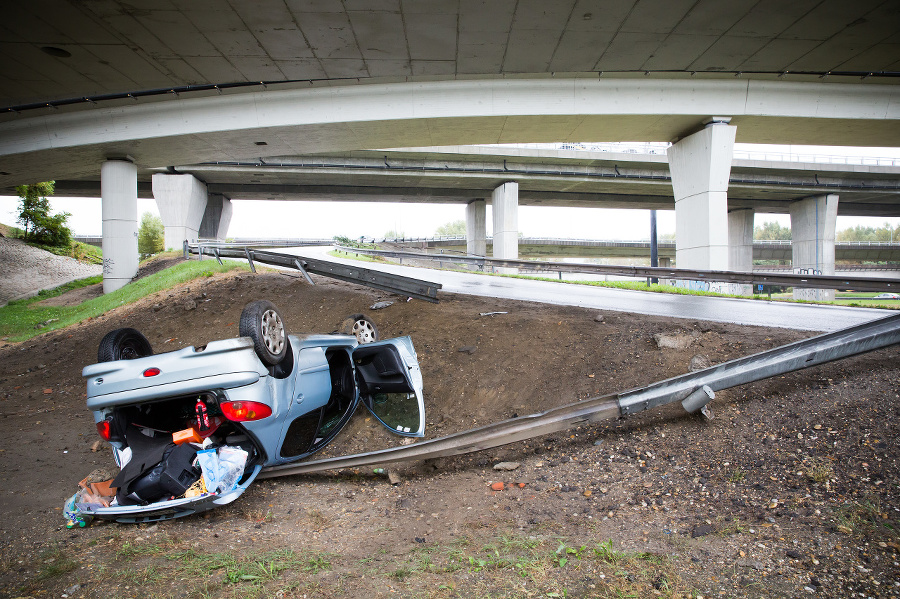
[336,246,899,293]
[184,242,441,302]
[260,311,900,477]
[195,238,333,247]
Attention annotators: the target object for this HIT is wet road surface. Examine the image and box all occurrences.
[283,246,890,332]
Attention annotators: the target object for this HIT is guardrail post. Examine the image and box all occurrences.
[244,248,256,273]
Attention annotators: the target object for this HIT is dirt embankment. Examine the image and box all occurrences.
[0,236,102,305]
[0,264,897,598]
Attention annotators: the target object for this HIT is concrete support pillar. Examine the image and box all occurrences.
[199,193,233,240]
[465,199,487,256]
[728,209,754,272]
[658,256,672,285]
[152,174,209,250]
[491,182,518,261]
[667,120,736,272]
[101,159,139,294]
[790,194,839,301]
[728,208,755,295]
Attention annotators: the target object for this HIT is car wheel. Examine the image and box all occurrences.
[97,328,153,362]
[240,300,288,365]
[341,313,379,344]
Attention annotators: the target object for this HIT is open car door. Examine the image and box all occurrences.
[352,336,425,437]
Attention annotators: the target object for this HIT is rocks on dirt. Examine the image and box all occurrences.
[458,346,477,354]
[654,330,700,350]
[594,314,605,323]
[492,461,520,471]
[689,354,713,371]
[370,301,393,310]
[691,523,716,538]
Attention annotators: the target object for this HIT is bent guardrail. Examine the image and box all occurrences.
[260,312,900,478]
[183,242,441,303]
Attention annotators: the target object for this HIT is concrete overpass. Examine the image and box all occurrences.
[52,145,900,215]
[1,0,899,295]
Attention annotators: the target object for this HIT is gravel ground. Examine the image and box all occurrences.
[0,235,102,305]
[1,269,897,598]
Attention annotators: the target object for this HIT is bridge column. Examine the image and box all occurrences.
[790,194,838,301]
[728,208,755,295]
[667,119,736,273]
[152,174,208,250]
[491,182,518,274]
[199,193,233,240]
[491,182,518,269]
[465,199,486,256]
[101,159,139,294]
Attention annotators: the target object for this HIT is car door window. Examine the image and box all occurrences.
[353,338,425,436]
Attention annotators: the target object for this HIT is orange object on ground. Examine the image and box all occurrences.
[173,427,203,445]
[490,482,505,491]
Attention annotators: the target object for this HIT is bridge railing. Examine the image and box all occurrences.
[336,245,900,293]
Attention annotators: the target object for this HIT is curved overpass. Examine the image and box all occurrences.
[2,77,899,188]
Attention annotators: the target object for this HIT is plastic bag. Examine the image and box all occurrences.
[195,448,220,493]
[216,446,248,493]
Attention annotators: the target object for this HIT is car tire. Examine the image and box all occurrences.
[97,328,153,362]
[341,313,379,344]
[240,300,288,366]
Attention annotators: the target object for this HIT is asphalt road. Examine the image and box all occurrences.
[283,246,891,332]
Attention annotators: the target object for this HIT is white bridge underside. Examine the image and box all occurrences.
[2,77,899,188]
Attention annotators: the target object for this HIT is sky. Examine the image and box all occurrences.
[1,144,899,241]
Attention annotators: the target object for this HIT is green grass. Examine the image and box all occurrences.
[328,249,387,263]
[0,259,248,341]
[33,545,77,581]
[501,273,749,298]
[36,240,104,264]
[124,544,331,593]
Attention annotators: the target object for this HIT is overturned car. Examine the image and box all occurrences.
[68,301,424,524]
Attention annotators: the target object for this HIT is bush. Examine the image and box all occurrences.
[32,211,72,247]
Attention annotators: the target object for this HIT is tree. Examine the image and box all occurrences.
[138,212,165,259]
[836,222,898,242]
[435,219,466,237]
[754,221,791,240]
[384,229,406,240]
[15,181,72,246]
[16,181,54,241]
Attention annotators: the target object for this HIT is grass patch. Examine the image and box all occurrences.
[504,274,745,298]
[806,458,834,483]
[111,541,335,597]
[37,240,104,264]
[728,467,747,483]
[34,545,77,581]
[834,497,897,538]
[0,259,248,341]
[328,249,388,263]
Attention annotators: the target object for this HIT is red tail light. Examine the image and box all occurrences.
[143,367,161,377]
[96,420,112,441]
[220,400,272,422]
